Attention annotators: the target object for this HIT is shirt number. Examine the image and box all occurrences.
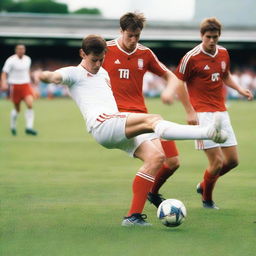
[118,69,129,79]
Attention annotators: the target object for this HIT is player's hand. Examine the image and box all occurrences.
[187,110,198,125]
[161,88,175,105]
[1,83,9,91]
[243,89,254,101]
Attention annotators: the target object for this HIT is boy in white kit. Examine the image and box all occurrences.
[40,34,227,226]
[1,44,37,136]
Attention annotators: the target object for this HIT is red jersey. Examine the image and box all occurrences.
[103,39,168,113]
[175,44,230,112]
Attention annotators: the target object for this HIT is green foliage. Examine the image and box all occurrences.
[73,8,102,15]
[0,0,13,11]
[0,0,102,15]
[0,99,255,256]
[5,0,68,14]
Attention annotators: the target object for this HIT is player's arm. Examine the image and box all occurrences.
[223,71,253,101]
[161,70,179,104]
[147,52,177,104]
[161,71,198,125]
[39,71,63,85]
[175,79,198,125]
[1,72,9,90]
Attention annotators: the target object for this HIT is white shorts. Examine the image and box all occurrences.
[91,112,159,157]
[195,111,237,150]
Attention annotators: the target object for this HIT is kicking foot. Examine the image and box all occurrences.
[147,192,165,208]
[121,213,152,226]
[25,128,38,136]
[207,113,228,143]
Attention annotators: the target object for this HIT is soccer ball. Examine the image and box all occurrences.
[157,199,187,227]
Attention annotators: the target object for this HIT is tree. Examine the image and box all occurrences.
[73,8,102,15]
[0,0,13,11]
[6,0,68,14]
[0,0,102,15]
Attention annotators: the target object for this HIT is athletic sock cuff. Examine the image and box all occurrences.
[136,172,155,183]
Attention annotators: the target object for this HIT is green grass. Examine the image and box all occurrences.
[0,98,256,256]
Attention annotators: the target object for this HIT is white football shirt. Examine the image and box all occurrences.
[57,65,119,132]
[2,54,31,84]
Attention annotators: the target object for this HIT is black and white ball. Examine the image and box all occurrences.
[157,199,187,227]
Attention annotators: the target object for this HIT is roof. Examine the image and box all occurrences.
[0,13,256,45]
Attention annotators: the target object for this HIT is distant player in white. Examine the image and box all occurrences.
[39,35,227,226]
[1,44,38,136]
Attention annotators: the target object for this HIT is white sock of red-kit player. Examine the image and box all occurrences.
[25,109,35,129]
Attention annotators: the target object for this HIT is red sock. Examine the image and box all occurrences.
[151,164,176,194]
[127,172,155,216]
[202,170,219,201]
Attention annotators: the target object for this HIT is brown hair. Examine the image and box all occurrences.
[200,17,222,35]
[120,12,146,31]
[15,44,25,49]
[81,35,107,55]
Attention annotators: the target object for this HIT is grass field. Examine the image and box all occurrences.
[1,98,256,256]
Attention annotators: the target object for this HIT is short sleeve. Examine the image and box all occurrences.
[27,56,32,67]
[175,55,193,82]
[56,67,77,87]
[147,50,167,77]
[224,50,230,75]
[2,58,12,73]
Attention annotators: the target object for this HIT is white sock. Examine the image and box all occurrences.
[10,109,18,129]
[154,120,210,140]
[25,109,34,129]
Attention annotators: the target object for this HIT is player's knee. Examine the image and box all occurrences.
[142,153,165,175]
[154,152,166,165]
[211,155,224,171]
[227,159,239,170]
[150,151,166,170]
[165,157,180,171]
[146,114,163,128]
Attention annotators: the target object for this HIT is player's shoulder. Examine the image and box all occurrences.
[24,55,31,60]
[217,44,227,50]
[137,43,157,58]
[60,65,79,71]
[178,45,201,73]
[180,45,202,65]
[99,67,110,78]
[106,39,117,47]
[99,67,108,74]
[6,54,17,61]
[184,45,202,59]
[137,43,150,51]
[58,65,80,75]
[217,44,228,53]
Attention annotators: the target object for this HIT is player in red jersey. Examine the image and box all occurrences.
[162,17,253,209]
[1,44,38,136]
[103,12,182,218]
